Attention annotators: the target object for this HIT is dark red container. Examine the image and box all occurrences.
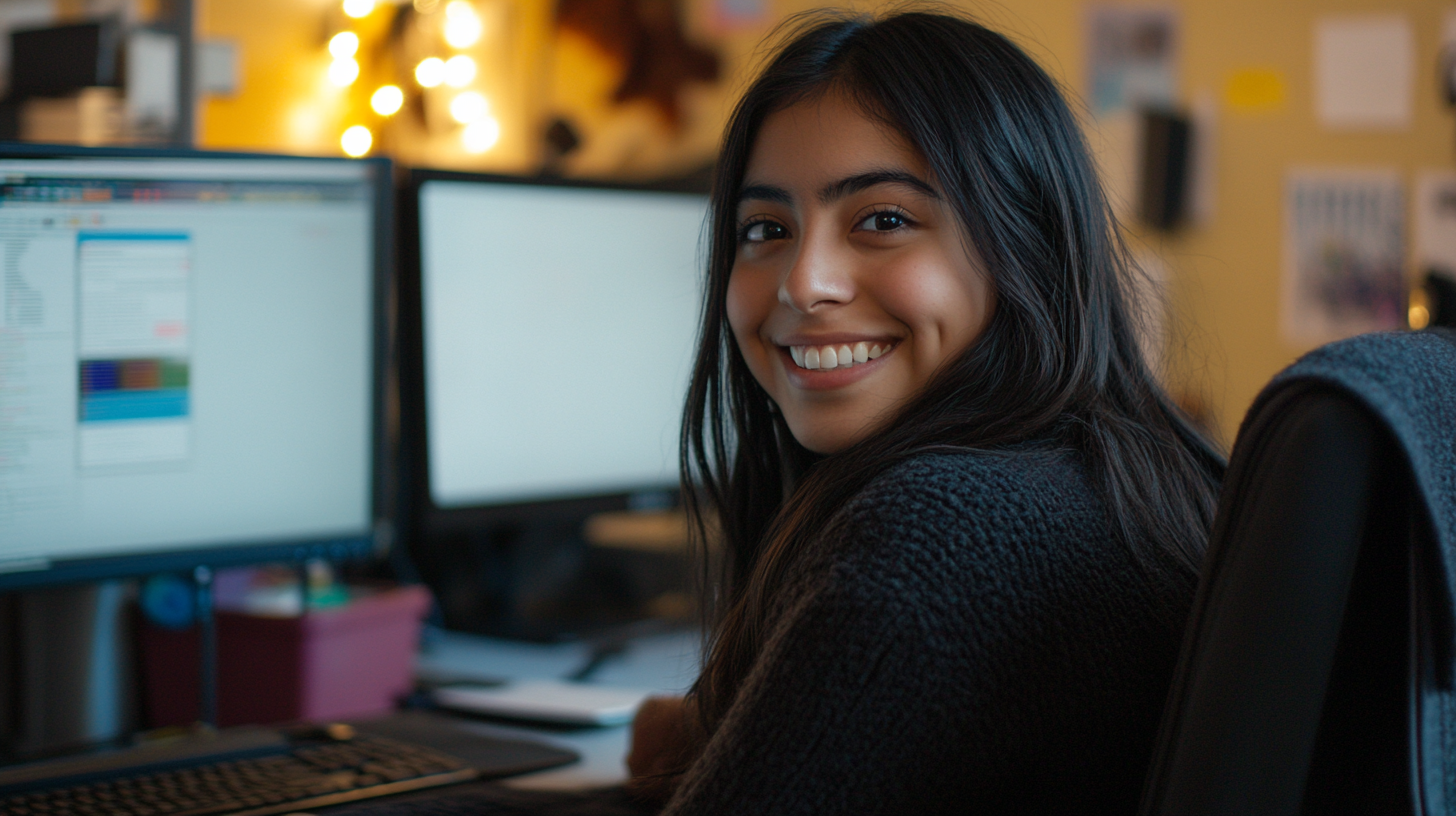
[140,584,432,728]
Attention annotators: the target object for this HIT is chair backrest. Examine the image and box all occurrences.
[1142,331,1456,815]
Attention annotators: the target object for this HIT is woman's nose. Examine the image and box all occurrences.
[778,230,854,313]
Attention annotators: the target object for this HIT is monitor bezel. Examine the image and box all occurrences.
[0,142,393,592]
[397,168,708,536]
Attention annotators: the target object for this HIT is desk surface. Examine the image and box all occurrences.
[415,627,701,791]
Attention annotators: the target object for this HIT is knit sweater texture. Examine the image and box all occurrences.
[658,448,1192,814]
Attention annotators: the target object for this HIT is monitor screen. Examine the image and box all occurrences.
[0,151,385,587]
[416,177,707,510]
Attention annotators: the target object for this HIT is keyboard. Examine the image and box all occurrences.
[0,714,578,816]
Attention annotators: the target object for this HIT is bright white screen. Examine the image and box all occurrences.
[0,159,375,567]
[420,181,707,507]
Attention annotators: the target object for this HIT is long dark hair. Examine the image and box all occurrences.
[680,10,1224,736]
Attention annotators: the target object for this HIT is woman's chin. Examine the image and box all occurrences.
[784,415,873,455]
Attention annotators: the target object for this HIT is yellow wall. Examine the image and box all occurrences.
[196,0,340,153]
[196,0,1452,442]
[1158,0,1447,444]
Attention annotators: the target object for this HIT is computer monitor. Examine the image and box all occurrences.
[399,170,708,635]
[0,145,390,591]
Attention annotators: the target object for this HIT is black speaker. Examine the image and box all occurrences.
[8,21,121,100]
[1423,270,1456,328]
[1139,108,1191,232]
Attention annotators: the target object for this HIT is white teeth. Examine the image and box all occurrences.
[789,342,892,369]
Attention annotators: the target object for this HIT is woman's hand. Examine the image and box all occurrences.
[626,695,694,804]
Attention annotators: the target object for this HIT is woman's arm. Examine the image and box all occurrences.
[626,695,696,805]
[659,563,985,815]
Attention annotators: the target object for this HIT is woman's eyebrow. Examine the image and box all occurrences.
[818,170,940,204]
[737,183,792,206]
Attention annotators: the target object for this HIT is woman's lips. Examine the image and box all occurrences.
[777,340,897,390]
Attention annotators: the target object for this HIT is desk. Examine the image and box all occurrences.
[414,627,701,791]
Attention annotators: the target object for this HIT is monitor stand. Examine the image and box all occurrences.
[414,519,692,643]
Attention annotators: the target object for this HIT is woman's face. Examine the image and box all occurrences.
[727,92,996,454]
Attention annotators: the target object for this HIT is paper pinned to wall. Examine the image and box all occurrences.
[1283,169,1406,343]
[1314,15,1413,130]
[1086,6,1179,118]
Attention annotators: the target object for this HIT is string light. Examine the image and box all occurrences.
[329,57,360,87]
[328,32,359,59]
[342,0,375,18]
[415,57,445,88]
[444,2,482,48]
[341,125,373,156]
[443,55,476,88]
[449,91,487,123]
[1411,288,1432,330]
[462,117,500,153]
[371,85,404,115]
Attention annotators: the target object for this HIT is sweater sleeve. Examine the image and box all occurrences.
[661,560,970,815]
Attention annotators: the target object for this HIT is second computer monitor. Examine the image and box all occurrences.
[413,174,709,512]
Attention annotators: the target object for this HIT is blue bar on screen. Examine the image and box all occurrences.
[80,389,190,422]
[76,232,190,243]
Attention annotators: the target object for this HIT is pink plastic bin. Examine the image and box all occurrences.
[140,584,432,728]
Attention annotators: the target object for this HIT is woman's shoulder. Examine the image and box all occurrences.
[813,447,1134,605]
[846,447,1107,545]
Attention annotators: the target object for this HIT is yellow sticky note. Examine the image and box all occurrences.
[1225,68,1287,112]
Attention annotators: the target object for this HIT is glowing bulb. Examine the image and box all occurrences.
[341,125,372,156]
[371,85,404,116]
[342,0,375,18]
[462,117,500,153]
[449,90,487,123]
[328,31,359,59]
[443,2,482,48]
[443,55,476,88]
[415,57,445,88]
[328,57,360,87]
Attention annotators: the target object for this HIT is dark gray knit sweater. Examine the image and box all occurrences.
[342,448,1192,815]
[660,449,1191,814]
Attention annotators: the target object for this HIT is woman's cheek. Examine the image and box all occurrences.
[726,268,768,358]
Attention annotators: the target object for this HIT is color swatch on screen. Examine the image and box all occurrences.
[79,358,189,422]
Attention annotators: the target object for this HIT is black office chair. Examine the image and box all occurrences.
[1141,330,1456,815]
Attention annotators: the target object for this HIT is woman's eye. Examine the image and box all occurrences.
[741,220,788,243]
[856,211,909,232]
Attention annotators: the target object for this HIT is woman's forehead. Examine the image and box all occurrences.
[740,92,932,201]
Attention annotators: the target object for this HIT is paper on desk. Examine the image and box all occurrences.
[434,680,651,727]
[1314,15,1413,130]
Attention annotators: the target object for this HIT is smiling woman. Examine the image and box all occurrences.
[626,8,1227,815]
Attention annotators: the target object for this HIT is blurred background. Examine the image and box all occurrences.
[0,0,1446,443]
[0,0,1451,775]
